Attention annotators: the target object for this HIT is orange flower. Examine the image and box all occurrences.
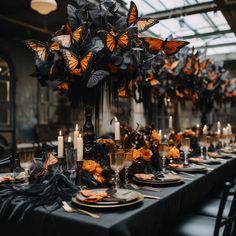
[96,138,115,146]
[129,149,141,160]
[175,132,183,145]
[83,160,97,173]
[139,147,153,161]
[166,146,180,159]
[184,129,195,137]
[151,130,161,143]
[144,140,152,148]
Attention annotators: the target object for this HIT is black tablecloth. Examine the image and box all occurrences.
[1,158,236,236]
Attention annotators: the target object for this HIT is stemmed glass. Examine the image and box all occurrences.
[181,137,190,165]
[109,150,125,189]
[212,136,219,151]
[205,136,211,159]
[123,152,133,187]
[19,151,35,185]
[159,142,169,173]
[198,136,206,158]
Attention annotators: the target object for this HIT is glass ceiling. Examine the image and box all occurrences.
[122,0,236,57]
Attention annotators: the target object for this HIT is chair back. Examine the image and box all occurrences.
[214,181,236,236]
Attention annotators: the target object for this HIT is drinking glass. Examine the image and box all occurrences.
[124,152,133,186]
[181,137,190,165]
[198,136,206,158]
[205,136,211,159]
[65,148,77,183]
[159,142,169,173]
[19,151,34,185]
[109,150,125,189]
[212,136,218,151]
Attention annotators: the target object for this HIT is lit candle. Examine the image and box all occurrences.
[196,124,200,136]
[217,121,221,131]
[58,130,64,157]
[203,125,208,135]
[168,116,173,130]
[158,129,162,140]
[114,117,120,140]
[77,134,83,161]
[68,136,72,143]
[223,128,227,135]
[73,124,79,149]
[217,129,221,136]
[227,123,232,135]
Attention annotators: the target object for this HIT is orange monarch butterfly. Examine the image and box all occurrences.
[103,30,129,53]
[55,82,69,92]
[127,1,159,32]
[53,23,72,37]
[140,37,189,55]
[145,71,159,86]
[24,40,59,62]
[60,49,93,76]
[52,26,84,48]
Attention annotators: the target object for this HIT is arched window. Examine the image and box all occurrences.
[0,54,15,153]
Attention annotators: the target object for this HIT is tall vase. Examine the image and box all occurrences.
[83,106,95,159]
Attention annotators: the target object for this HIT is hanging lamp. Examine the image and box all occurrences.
[30,0,57,15]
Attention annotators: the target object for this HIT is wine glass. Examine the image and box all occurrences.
[123,151,133,187]
[205,136,211,159]
[19,151,34,185]
[159,142,169,173]
[181,137,190,165]
[198,136,206,158]
[212,136,218,151]
[109,150,125,189]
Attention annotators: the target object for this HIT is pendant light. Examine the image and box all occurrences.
[30,0,57,15]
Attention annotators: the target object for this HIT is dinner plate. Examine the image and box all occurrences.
[132,173,184,186]
[0,172,25,184]
[76,188,142,205]
[167,164,208,172]
[72,190,144,208]
[188,157,221,165]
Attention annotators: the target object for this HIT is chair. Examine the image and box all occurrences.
[171,182,236,236]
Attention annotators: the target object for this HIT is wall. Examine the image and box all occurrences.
[0,39,37,142]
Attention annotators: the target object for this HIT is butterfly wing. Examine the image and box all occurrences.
[24,40,47,62]
[104,31,117,53]
[118,31,129,50]
[79,51,93,72]
[127,1,138,27]
[163,40,189,55]
[49,41,60,52]
[141,37,163,54]
[86,70,110,88]
[52,35,72,48]
[60,49,78,71]
[136,18,159,32]
[55,82,69,92]
[72,26,84,42]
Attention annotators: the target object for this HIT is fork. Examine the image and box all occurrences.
[62,201,100,218]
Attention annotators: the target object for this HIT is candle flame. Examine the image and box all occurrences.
[79,133,82,138]
[68,136,71,142]
[196,124,199,128]
[114,116,118,122]
[59,130,62,136]
[75,124,78,131]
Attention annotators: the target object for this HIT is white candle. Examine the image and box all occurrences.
[77,134,83,161]
[158,129,162,140]
[223,128,227,135]
[227,123,232,134]
[217,129,221,136]
[58,130,64,157]
[217,121,221,131]
[73,124,79,149]
[114,117,120,140]
[196,124,200,136]
[68,136,72,143]
[203,125,208,135]
[168,116,173,130]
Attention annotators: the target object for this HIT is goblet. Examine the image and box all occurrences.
[123,151,133,187]
[198,136,206,158]
[159,142,169,173]
[205,136,211,159]
[181,137,190,165]
[212,136,219,150]
[19,151,34,185]
[109,149,125,189]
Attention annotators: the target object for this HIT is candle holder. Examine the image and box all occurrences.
[76,160,84,189]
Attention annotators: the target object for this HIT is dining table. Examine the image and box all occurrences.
[0,156,236,236]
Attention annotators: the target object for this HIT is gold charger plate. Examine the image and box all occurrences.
[72,190,144,208]
[132,173,184,186]
[167,164,207,172]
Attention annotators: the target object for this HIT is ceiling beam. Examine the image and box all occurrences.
[181,29,232,39]
[145,1,236,20]
[210,52,236,62]
[196,42,236,49]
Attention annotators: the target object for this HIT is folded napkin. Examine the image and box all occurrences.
[168,163,184,169]
[79,189,108,203]
[134,173,155,180]
[189,157,203,162]
[0,175,14,183]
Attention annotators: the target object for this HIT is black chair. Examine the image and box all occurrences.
[171,182,236,236]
